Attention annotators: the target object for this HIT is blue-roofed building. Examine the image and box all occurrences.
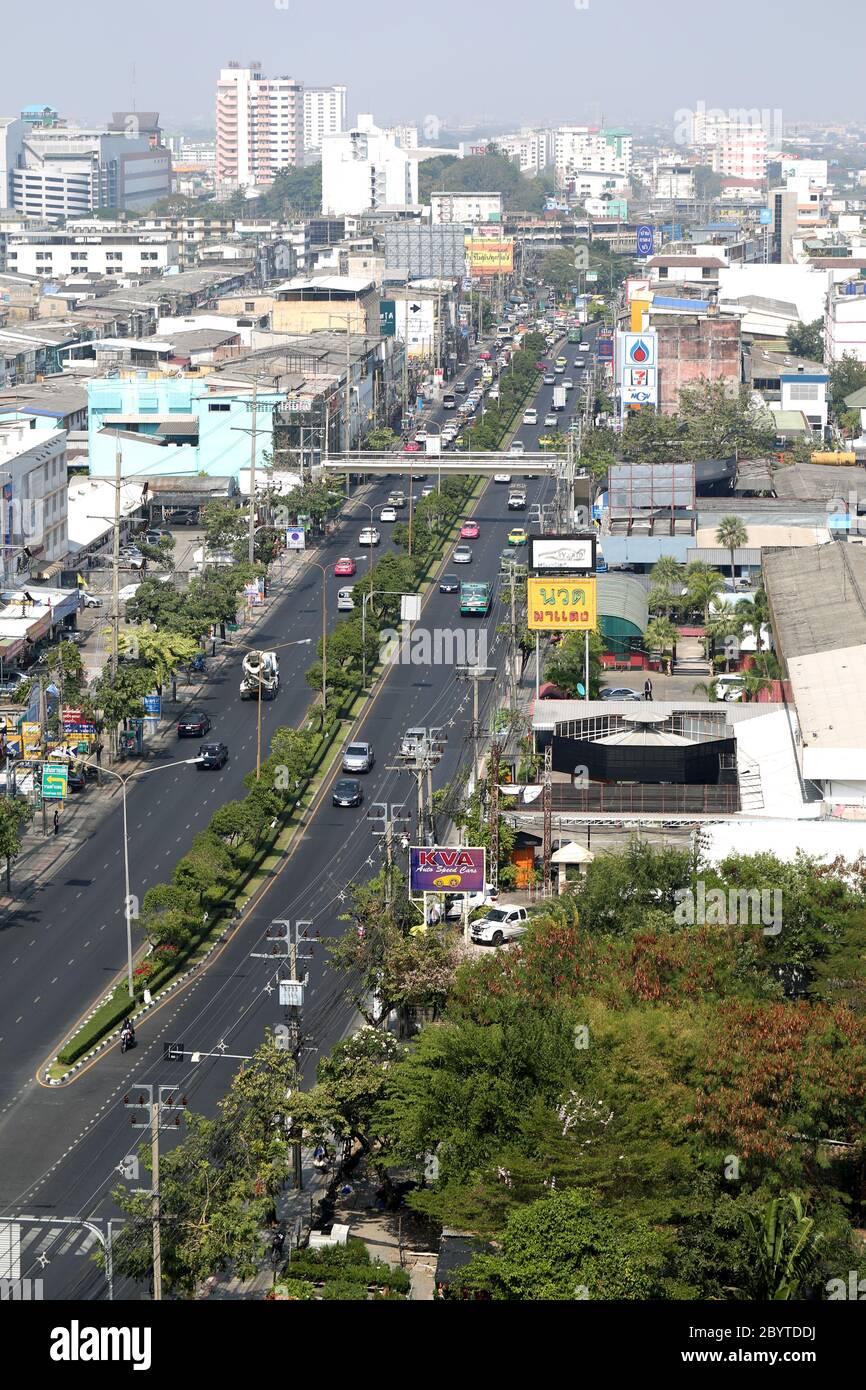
[87,376,284,481]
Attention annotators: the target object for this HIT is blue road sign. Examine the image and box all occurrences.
[636,225,654,257]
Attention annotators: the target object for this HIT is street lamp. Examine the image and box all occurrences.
[81,756,202,1001]
[361,588,411,689]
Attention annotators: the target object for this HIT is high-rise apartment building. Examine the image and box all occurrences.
[216,63,303,187]
[321,116,418,215]
[553,127,632,186]
[303,86,347,152]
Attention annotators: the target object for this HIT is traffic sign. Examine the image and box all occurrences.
[42,763,68,800]
[636,225,654,257]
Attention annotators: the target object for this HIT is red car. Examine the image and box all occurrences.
[402,441,422,452]
[478,349,492,361]
[535,360,549,372]
[334,556,356,577]
[460,521,480,540]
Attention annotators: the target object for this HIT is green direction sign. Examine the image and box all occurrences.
[379,299,396,337]
[42,762,69,800]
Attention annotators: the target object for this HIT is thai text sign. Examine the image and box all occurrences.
[527,577,597,631]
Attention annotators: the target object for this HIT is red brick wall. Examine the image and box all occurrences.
[656,318,741,415]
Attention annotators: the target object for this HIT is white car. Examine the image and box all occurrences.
[488,386,500,401]
[494,472,511,483]
[117,583,141,602]
[421,486,434,498]
[508,442,525,457]
[415,429,428,443]
[579,343,590,353]
[544,414,557,427]
[470,904,530,946]
[80,592,103,608]
[379,506,397,522]
[359,527,381,546]
[563,378,574,390]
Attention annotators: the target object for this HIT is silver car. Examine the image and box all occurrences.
[342,741,374,773]
[453,544,472,564]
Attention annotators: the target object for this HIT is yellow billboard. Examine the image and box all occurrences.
[528,578,597,632]
[465,239,514,276]
[22,722,42,760]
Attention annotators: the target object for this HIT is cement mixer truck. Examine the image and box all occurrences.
[240,650,279,700]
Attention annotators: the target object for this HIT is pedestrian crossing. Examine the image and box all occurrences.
[0,1220,99,1280]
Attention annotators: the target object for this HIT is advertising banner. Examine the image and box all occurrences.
[527,577,597,632]
[465,239,514,276]
[530,534,597,574]
[378,299,396,336]
[409,846,486,894]
[22,722,42,760]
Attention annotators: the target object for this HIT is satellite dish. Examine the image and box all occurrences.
[576,682,586,697]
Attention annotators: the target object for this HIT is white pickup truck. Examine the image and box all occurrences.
[470,904,530,946]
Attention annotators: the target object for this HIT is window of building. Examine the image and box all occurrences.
[208,401,231,412]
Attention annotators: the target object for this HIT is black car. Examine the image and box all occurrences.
[178,711,211,737]
[198,741,229,769]
[66,766,87,793]
[439,573,460,593]
[332,777,363,807]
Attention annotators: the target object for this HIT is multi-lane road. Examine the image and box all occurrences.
[0,322,595,1298]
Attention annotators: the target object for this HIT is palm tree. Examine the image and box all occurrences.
[740,1194,823,1301]
[644,617,678,665]
[649,556,685,618]
[741,670,774,702]
[736,586,771,654]
[704,606,748,671]
[715,516,749,587]
[691,679,723,701]
[685,563,725,625]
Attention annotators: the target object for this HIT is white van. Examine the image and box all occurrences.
[523,407,538,426]
[337,587,356,611]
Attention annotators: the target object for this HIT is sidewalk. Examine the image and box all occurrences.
[0,534,329,915]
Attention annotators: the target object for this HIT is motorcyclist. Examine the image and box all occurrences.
[121,1019,135,1049]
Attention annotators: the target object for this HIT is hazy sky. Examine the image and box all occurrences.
[6,0,864,134]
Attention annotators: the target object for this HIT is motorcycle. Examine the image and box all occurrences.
[120,1024,136,1053]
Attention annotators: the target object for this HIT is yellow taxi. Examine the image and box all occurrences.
[507,527,528,546]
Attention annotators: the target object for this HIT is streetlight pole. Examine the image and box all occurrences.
[233,636,313,777]
[84,757,202,1000]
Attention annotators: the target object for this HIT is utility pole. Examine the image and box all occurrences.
[248,376,258,566]
[456,664,495,788]
[251,920,314,1190]
[542,743,552,891]
[123,1086,188,1301]
[489,739,501,891]
[111,431,121,679]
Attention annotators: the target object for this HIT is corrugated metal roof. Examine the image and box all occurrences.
[688,547,762,565]
[598,573,649,630]
[764,544,866,660]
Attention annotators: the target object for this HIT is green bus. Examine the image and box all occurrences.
[567,326,583,344]
[459,581,491,616]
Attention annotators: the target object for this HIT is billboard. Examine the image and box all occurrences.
[597,330,614,360]
[465,239,514,276]
[409,846,486,894]
[527,577,597,632]
[42,763,69,801]
[621,331,656,368]
[530,534,597,574]
[621,365,657,407]
[379,299,396,336]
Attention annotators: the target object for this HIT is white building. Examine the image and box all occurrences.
[0,412,68,582]
[651,161,695,200]
[717,264,829,327]
[711,124,767,182]
[430,191,502,225]
[303,86,347,152]
[216,64,304,187]
[567,170,629,204]
[825,280,866,364]
[498,130,551,176]
[388,124,419,150]
[0,117,25,210]
[780,156,828,191]
[4,228,178,279]
[321,117,418,216]
[10,119,171,220]
[553,127,632,186]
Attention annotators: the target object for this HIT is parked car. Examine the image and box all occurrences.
[460,521,480,540]
[178,711,212,738]
[198,741,229,769]
[117,583,141,603]
[453,544,473,564]
[334,556,356,577]
[600,686,643,701]
[359,527,381,546]
[332,776,363,807]
[439,573,460,593]
[66,766,87,793]
[342,742,374,774]
[144,530,171,546]
[471,904,530,946]
[168,509,199,526]
[80,592,103,609]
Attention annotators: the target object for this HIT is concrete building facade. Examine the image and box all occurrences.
[303,85,347,152]
[321,117,418,215]
[656,316,741,415]
[216,64,304,187]
[0,411,68,582]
